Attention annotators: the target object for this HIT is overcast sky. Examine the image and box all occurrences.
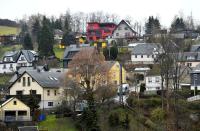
[1,0,199,27]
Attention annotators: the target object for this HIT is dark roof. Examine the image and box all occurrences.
[18,126,38,131]
[9,70,63,88]
[178,52,200,62]
[112,20,137,34]
[190,44,200,52]
[131,43,158,55]
[2,50,38,63]
[63,44,90,60]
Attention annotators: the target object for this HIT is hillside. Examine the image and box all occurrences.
[0,26,20,35]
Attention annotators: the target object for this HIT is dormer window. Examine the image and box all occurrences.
[3,64,6,69]
[6,57,11,62]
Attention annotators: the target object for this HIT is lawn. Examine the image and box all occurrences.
[0,44,22,59]
[53,44,65,59]
[0,26,20,35]
[38,115,77,131]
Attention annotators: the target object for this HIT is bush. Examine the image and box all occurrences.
[108,108,129,128]
[150,107,166,122]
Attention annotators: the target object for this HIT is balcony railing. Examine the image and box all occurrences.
[4,116,32,122]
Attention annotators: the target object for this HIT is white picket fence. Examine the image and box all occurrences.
[187,95,200,102]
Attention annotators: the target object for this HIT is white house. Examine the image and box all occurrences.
[0,50,38,74]
[131,43,160,64]
[112,20,137,39]
[145,75,162,91]
[8,69,64,110]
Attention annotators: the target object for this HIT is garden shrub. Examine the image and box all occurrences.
[150,107,166,122]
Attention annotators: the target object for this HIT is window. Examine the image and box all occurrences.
[16,90,23,95]
[27,77,30,86]
[124,27,128,30]
[22,77,26,87]
[13,101,17,105]
[135,55,137,58]
[118,27,122,30]
[187,63,192,67]
[32,78,35,82]
[155,77,160,83]
[30,90,36,95]
[141,55,143,58]
[18,78,21,83]
[116,33,119,36]
[47,90,50,96]
[3,64,6,69]
[6,57,11,62]
[10,64,13,69]
[54,90,57,96]
[21,56,25,61]
[18,111,27,116]
[114,80,118,85]
[147,55,149,58]
[48,102,53,106]
[148,77,152,83]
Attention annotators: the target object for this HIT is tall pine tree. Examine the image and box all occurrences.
[171,17,186,32]
[145,16,161,35]
[38,16,55,57]
[23,33,33,50]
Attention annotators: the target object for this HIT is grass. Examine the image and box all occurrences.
[53,44,65,59]
[38,115,77,131]
[0,44,22,59]
[0,74,12,85]
[0,26,20,35]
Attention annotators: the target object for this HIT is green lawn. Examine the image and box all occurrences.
[0,26,20,35]
[0,44,22,59]
[53,45,65,59]
[38,115,77,131]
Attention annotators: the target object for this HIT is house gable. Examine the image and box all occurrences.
[9,72,43,96]
[1,97,30,110]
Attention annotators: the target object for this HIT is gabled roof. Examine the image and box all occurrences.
[9,70,63,88]
[131,43,158,55]
[0,97,29,108]
[63,44,91,60]
[2,50,38,63]
[100,61,117,72]
[112,20,137,34]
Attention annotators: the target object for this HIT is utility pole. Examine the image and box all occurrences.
[119,63,123,105]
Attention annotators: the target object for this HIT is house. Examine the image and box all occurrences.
[101,61,126,85]
[0,34,17,45]
[145,67,162,92]
[8,69,64,109]
[62,44,90,68]
[54,29,63,44]
[112,20,137,39]
[0,50,38,74]
[178,52,200,67]
[190,67,200,95]
[86,22,116,41]
[0,97,31,122]
[131,43,160,64]
[171,29,199,39]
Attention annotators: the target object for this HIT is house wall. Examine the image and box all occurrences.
[180,61,200,68]
[0,63,17,73]
[17,54,32,67]
[113,23,135,39]
[0,98,30,121]
[9,73,62,109]
[109,62,127,85]
[145,76,162,91]
[131,54,155,64]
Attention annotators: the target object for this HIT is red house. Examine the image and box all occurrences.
[86,22,116,41]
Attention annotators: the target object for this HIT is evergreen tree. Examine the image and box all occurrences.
[38,16,55,57]
[171,17,186,32]
[62,32,76,46]
[145,16,161,34]
[54,18,62,30]
[32,18,41,45]
[64,14,71,33]
[23,33,33,50]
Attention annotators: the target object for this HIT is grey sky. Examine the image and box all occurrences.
[0,0,199,27]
